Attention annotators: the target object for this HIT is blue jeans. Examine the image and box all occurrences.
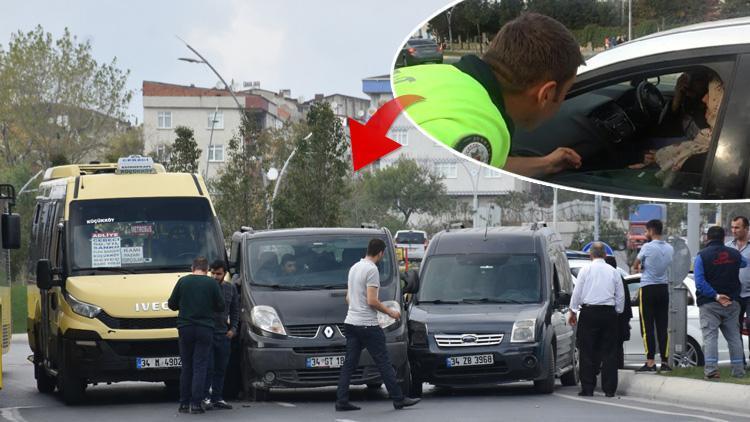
[336,324,403,403]
[699,302,745,377]
[204,333,231,401]
[178,325,213,406]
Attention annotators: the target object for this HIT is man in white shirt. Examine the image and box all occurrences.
[568,242,625,397]
[335,238,419,412]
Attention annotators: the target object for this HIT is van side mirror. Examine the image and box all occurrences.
[228,232,243,275]
[557,292,571,307]
[1,213,21,249]
[36,259,54,290]
[402,269,420,294]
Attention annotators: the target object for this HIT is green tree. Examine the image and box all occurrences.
[102,125,144,162]
[273,102,350,228]
[722,0,750,18]
[0,25,131,167]
[166,126,201,173]
[495,191,535,225]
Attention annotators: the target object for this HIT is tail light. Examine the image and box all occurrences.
[407,47,416,55]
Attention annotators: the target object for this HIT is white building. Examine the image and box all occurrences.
[361,75,532,228]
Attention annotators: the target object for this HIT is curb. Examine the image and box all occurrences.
[618,369,750,414]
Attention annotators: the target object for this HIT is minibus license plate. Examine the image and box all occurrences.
[136,356,182,369]
[305,356,345,369]
[446,354,493,368]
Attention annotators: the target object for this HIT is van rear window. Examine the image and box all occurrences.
[395,232,426,244]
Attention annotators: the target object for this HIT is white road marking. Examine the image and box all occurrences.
[273,401,296,408]
[0,407,31,422]
[553,393,730,422]
[334,419,360,422]
[613,394,750,420]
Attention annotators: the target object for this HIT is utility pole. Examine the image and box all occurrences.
[552,188,558,231]
[594,195,602,241]
[446,6,454,47]
[628,0,633,41]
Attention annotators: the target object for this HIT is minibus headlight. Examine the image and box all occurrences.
[511,319,536,343]
[378,301,400,329]
[251,305,286,336]
[65,293,102,319]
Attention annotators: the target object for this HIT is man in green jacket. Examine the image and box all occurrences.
[168,256,225,414]
[394,12,584,178]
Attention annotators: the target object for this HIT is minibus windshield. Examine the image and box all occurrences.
[246,235,393,290]
[69,197,224,273]
[418,254,542,304]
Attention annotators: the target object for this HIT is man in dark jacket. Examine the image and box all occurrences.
[168,256,225,414]
[694,226,748,379]
[203,260,240,410]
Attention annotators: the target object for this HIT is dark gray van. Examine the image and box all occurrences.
[403,225,579,395]
[228,227,410,400]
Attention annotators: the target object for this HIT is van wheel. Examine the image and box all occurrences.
[560,348,579,386]
[58,365,86,405]
[533,346,555,394]
[34,357,56,394]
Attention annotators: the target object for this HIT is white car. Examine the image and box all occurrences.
[394,230,428,261]
[567,258,748,367]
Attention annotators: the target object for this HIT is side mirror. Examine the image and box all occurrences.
[1,213,21,249]
[36,259,54,290]
[402,269,420,294]
[557,292,571,307]
[228,232,242,275]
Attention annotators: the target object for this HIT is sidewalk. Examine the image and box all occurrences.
[618,369,750,414]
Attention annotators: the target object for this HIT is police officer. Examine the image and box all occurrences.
[393,13,584,178]
[568,243,625,397]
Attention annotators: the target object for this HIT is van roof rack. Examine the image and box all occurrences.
[240,226,254,233]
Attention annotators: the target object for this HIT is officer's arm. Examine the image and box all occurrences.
[167,279,181,311]
[569,268,586,313]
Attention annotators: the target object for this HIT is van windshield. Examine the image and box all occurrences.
[246,235,393,290]
[69,197,224,273]
[418,254,542,303]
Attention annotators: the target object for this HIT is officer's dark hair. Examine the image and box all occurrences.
[646,219,663,235]
[707,226,725,242]
[732,216,749,228]
[209,259,227,272]
[281,254,296,265]
[482,12,585,97]
[192,256,209,272]
[367,238,386,257]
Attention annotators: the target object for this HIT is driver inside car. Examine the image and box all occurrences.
[628,74,724,187]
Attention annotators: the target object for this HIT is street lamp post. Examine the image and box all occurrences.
[177,37,244,112]
[458,161,482,228]
[267,133,312,229]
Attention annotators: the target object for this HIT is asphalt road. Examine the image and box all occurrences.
[1,335,747,422]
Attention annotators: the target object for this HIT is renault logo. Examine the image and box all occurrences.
[461,334,478,344]
[323,326,335,339]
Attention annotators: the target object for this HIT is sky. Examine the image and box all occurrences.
[0,0,451,123]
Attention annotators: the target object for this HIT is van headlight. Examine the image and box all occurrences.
[65,293,102,319]
[378,301,400,329]
[251,305,286,336]
[510,319,536,343]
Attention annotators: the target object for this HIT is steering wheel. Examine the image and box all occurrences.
[636,80,666,122]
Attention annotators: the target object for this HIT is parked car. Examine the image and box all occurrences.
[394,230,429,261]
[226,227,410,400]
[395,38,443,68]
[403,225,579,396]
[512,17,750,200]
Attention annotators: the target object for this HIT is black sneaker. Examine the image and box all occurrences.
[335,402,361,411]
[190,405,205,414]
[178,404,190,414]
[211,400,233,410]
[660,363,673,372]
[635,364,657,373]
[578,391,593,397]
[393,397,420,410]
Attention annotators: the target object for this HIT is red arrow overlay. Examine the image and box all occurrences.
[348,94,424,171]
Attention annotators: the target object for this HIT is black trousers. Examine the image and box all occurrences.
[639,284,669,361]
[578,305,618,395]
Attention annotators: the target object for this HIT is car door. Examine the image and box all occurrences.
[551,249,576,368]
[623,276,644,361]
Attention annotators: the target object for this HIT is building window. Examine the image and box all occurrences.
[208,144,225,162]
[207,111,224,130]
[390,128,408,146]
[484,167,503,178]
[154,145,168,161]
[157,111,172,129]
[434,162,457,179]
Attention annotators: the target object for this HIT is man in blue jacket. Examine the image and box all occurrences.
[694,226,747,379]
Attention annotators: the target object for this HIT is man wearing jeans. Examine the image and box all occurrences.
[202,260,239,410]
[335,239,419,411]
[168,256,225,414]
[727,216,750,366]
[695,226,747,380]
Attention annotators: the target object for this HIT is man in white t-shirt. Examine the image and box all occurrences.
[335,238,420,412]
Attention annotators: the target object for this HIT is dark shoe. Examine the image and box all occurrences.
[190,405,205,414]
[178,404,190,413]
[211,400,233,410]
[578,391,593,397]
[605,392,616,398]
[704,371,721,380]
[660,364,672,372]
[635,364,657,373]
[202,398,213,411]
[335,402,361,411]
[393,397,420,410]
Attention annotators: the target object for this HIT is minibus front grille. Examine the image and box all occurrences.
[293,346,347,355]
[97,312,177,330]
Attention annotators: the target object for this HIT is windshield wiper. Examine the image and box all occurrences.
[418,299,460,304]
[310,284,347,290]
[461,298,531,304]
[249,283,306,290]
